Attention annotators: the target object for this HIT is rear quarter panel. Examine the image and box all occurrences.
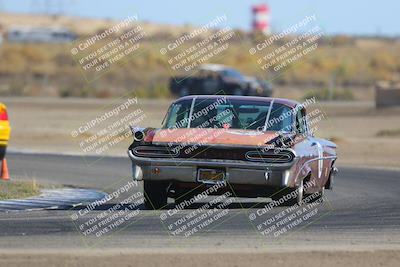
[291,137,337,192]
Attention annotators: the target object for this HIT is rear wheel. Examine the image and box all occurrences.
[143,180,168,210]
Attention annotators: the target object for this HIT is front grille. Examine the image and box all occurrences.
[133,146,178,158]
[178,147,249,161]
[132,144,295,164]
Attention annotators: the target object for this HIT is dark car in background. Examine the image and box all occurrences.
[170,64,272,97]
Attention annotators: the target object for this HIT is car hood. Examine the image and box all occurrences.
[151,128,279,147]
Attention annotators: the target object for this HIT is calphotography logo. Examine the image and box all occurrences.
[70,14,147,82]
[249,14,326,80]
[158,182,235,238]
[70,95,146,164]
[160,14,241,81]
[247,179,333,239]
[70,179,144,245]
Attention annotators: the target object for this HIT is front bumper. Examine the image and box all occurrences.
[128,150,296,188]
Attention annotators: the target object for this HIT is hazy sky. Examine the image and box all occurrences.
[1,0,399,36]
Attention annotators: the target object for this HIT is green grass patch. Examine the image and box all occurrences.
[0,180,41,200]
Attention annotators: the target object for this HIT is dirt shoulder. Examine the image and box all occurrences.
[0,248,399,267]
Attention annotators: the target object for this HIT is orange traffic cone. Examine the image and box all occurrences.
[1,158,10,180]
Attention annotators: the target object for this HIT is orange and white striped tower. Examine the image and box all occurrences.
[252,3,271,34]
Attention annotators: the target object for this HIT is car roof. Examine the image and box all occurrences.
[176,95,299,108]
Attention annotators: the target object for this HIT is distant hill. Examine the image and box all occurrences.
[0,12,197,37]
[0,12,399,100]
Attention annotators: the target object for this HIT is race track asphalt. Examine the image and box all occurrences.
[0,151,399,250]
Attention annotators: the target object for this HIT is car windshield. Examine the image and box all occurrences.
[221,69,245,81]
[163,97,293,132]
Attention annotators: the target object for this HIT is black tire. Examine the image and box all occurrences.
[143,180,168,210]
[0,145,6,161]
[325,167,337,190]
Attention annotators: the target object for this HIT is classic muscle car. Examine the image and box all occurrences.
[128,95,338,209]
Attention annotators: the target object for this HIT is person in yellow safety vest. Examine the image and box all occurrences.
[0,103,11,161]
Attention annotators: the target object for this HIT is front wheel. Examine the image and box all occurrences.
[143,180,168,210]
